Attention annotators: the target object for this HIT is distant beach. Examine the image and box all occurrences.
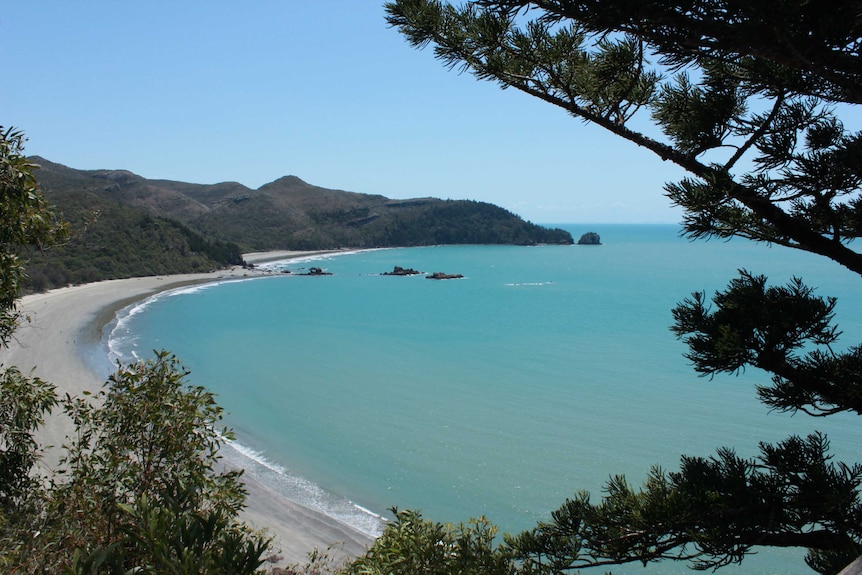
[3,251,374,568]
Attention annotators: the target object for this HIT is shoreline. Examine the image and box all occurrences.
[3,251,375,567]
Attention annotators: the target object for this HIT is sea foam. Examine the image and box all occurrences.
[221,438,387,537]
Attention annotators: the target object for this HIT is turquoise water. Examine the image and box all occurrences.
[107,225,861,574]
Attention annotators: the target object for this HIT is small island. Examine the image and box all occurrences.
[577,232,601,245]
[299,266,332,276]
[382,266,422,276]
[426,272,464,280]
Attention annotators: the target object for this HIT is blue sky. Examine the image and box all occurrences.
[2,2,724,224]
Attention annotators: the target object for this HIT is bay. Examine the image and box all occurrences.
[107,224,862,574]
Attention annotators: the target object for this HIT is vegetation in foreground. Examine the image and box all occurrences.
[371,0,862,573]
[4,0,862,571]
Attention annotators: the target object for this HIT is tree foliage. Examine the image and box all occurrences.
[344,508,514,575]
[23,189,244,293]
[0,367,56,520]
[385,0,862,270]
[508,433,862,573]
[45,352,269,575]
[672,271,862,418]
[0,353,271,575]
[382,1,862,573]
[0,127,67,342]
[0,125,66,569]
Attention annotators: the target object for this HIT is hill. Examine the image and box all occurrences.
[25,157,573,290]
[32,158,572,250]
[22,187,244,292]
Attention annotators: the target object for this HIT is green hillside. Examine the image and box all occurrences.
[27,157,572,290]
[24,188,243,292]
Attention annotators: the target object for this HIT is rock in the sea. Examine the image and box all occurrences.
[300,266,332,276]
[426,272,464,280]
[382,266,422,276]
[577,232,601,245]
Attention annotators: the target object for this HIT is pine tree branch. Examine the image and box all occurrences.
[498,0,862,103]
[502,68,862,275]
[723,181,862,275]
[724,92,786,171]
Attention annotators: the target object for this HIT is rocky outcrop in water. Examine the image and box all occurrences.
[382,266,422,276]
[577,232,601,245]
[426,272,464,280]
[300,266,331,276]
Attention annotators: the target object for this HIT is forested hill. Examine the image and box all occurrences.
[25,157,572,290]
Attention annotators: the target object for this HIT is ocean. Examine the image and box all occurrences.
[105,224,861,574]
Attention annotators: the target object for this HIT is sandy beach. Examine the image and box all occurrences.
[2,252,374,567]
